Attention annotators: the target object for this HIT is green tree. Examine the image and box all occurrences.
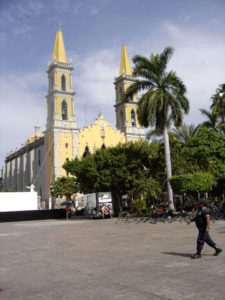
[183,126,225,197]
[200,107,221,131]
[172,122,201,145]
[123,47,189,209]
[64,141,162,214]
[211,83,225,123]
[141,176,162,208]
[131,199,148,215]
[53,176,80,198]
[169,172,216,197]
[168,132,199,176]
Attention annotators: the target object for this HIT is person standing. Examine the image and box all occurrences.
[187,199,222,259]
[65,204,71,221]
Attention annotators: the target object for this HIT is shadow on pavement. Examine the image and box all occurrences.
[163,252,212,258]
[162,252,191,258]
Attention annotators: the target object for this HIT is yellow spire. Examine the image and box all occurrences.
[119,44,132,76]
[52,26,67,63]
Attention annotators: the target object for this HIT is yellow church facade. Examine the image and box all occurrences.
[2,29,145,207]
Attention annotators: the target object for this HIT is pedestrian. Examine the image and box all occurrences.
[187,199,222,259]
[65,204,71,221]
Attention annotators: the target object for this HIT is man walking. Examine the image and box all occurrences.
[187,199,222,259]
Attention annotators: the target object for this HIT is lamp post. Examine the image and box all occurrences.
[50,183,54,209]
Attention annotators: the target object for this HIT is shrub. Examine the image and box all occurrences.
[131,199,148,215]
[169,172,216,195]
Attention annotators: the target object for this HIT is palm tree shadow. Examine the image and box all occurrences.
[162,252,192,258]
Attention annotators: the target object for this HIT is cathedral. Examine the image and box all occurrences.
[1,28,145,207]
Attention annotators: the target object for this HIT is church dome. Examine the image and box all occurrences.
[25,132,44,145]
[24,123,43,145]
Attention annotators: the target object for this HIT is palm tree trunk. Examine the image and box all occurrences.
[163,127,175,210]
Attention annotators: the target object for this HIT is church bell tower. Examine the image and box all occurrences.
[114,44,145,141]
[45,27,79,193]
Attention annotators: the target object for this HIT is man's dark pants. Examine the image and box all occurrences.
[197,229,216,253]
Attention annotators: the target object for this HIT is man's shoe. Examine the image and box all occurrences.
[191,253,201,259]
[213,247,222,256]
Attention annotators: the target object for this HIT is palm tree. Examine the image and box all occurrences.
[172,122,201,145]
[200,107,220,130]
[124,47,189,209]
[146,117,172,143]
[146,128,163,143]
[211,83,225,123]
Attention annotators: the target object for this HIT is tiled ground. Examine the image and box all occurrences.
[0,218,224,300]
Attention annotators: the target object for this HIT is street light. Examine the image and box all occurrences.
[50,183,55,209]
[50,184,54,195]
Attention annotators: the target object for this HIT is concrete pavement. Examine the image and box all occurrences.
[0,218,224,299]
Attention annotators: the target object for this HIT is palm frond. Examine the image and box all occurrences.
[211,83,225,122]
[146,128,162,140]
[158,47,174,74]
[172,122,201,144]
[137,91,152,127]
[200,107,220,129]
[169,97,183,127]
[123,47,189,134]
[164,71,187,95]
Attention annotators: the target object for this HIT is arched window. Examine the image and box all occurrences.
[101,144,106,149]
[93,145,97,153]
[131,109,136,127]
[120,110,124,127]
[83,146,90,157]
[61,74,66,91]
[61,100,68,120]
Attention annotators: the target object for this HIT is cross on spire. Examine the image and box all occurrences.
[58,23,61,31]
[99,104,104,119]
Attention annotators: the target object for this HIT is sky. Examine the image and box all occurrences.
[0,0,225,168]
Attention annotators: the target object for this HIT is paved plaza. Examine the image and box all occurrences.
[0,217,224,300]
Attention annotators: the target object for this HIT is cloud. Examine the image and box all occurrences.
[72,2,83,16]
[52,0,70,13]
[89,6,98,15]
[12,25,32,37]
[132,21,225,125]
[0,33,6,47]
[70,48,119,126]
[162,23,225,124]
[0,0,45,44]
[0,0,45,23]
[0,72,46,166]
